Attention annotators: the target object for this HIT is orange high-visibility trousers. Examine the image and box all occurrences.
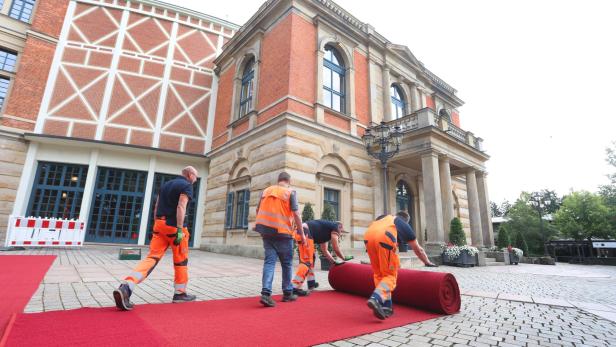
[292,233,315,289]
[125,219,190,293]
[364,228,400,304]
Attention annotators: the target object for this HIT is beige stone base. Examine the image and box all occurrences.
[0,131,26,243]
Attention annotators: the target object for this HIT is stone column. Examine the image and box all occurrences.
[417,176,427,244]
[465,169,484,247]
[421,152,444,253]
[382,65,392,121]
[410,83,420,112]
[476,171,494,247]
[439,156,454,242]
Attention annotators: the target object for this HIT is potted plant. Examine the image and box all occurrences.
[505,245,523,265]
[441,218,478,267]
[318,203,337,270]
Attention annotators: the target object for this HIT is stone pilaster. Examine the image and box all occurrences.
[410,83,420,112]
[439,156,454,242]
[382,65,392,121]
[476,171,494,247]
[421,152,444,253]
[466,169,484,247]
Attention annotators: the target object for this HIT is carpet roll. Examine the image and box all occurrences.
[328,262,461,314]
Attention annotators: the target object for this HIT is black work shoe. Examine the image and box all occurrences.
[172,292,196,303]
[113,283,134,311]
[282,292,298,302]
[308,282,319,290]
[260,294,276,307]
[293,288,309,296]
[367,297,387,320]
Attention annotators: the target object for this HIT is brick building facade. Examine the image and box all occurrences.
[0,0,493,253]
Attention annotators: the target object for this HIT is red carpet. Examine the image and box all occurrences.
[3,291,441,347]
[0,255,56,343]
[329,263,461,314]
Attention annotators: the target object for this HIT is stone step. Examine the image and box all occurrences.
[486,261,504,266]
[484,257,497,262]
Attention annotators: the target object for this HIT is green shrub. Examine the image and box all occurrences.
[448,217,466,246]
[302,202,315,222]
[497,224,511,248]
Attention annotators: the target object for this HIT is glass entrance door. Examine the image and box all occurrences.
[86,167,147,244]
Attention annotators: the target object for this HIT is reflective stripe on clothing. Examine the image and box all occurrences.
[256,185,295,236]
[364,215,400,305]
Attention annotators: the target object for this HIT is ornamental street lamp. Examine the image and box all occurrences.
[361,122,403,214]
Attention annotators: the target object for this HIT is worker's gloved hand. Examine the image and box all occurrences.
[333,259,345,266]
[174,227,183,245]
[344,255,354,261]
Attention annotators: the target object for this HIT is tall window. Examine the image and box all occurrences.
[225,189,250,229]
[323,45,345,113]
[0,77,9,110]
[27,162,88,219]
[324,188,340,220]
[9,0,35,23]
[238,58,254,118]
[0,49,17,73]
[391,84,406,119]
[396,181,411,213]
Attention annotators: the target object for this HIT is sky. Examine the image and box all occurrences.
[164,0,616,203]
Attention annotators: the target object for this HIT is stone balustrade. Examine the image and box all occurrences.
[386,108,485,152]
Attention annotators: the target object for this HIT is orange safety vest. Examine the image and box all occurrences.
[366,215,398,245]
[255,185,294,236]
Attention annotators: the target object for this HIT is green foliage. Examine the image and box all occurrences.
[491,200,512,217]
[529,189,562,215]
[321,203,336,221]
[448,217,466,246]
[512,230,529,256]
[302,202,315,222]
[497,224,510,248]
[554,191,613,240]
[490,201,501,217]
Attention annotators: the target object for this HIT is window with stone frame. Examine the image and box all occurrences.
[323,187,340,220]
[0,77,9,111]
[238,58,255,118]
[391,84,406,119]
[0,48,17,73]
[225,189,250,229]
[9,0,35,23]
[322,45,345,113]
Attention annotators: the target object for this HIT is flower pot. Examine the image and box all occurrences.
[320,256,331,271]
[442,249,477,267]
[508,252,520,265]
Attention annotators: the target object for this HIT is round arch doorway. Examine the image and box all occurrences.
[396,180,414,224]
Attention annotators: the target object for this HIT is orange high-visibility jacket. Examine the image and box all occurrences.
[366,215,398,245]
[255,185,294,236]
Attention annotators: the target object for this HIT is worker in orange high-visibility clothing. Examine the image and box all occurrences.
[292,220,350,296]
[364,211,437,320]
[255,171,306,307]
[113,166,199,311]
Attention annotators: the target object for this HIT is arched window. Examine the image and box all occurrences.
[238,58,255,118]
[323,45,345,113]
[396,180,412,215]
[391,84,406,119]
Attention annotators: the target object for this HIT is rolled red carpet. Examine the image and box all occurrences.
[328,262,461,314]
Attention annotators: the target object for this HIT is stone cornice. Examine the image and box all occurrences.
[26,30,58,45]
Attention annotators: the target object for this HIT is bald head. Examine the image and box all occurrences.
[182,166,198,184]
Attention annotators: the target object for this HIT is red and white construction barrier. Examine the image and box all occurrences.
[4,216,86,247]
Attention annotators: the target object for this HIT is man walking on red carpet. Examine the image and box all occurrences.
[291,220,350,296]
[255,171,305,307]
[364,211,436,319]
[113,166,199,311]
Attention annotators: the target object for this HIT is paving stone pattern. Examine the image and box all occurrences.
[3,246,616,346]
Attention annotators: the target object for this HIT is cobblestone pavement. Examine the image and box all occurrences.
[3,246,616,346]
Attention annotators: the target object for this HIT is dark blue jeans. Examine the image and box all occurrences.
[261,236,294,296]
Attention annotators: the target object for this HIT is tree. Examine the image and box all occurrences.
[599,141,616,233]
[490,201,502,217]
[321,203,336,221]
[554,191,613,241]
[503,193,558,256]
[302,202,315,222]
[512,230,529,256]
[448,217,466,246]
[497,224,510,248]
[529,189,562,215]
